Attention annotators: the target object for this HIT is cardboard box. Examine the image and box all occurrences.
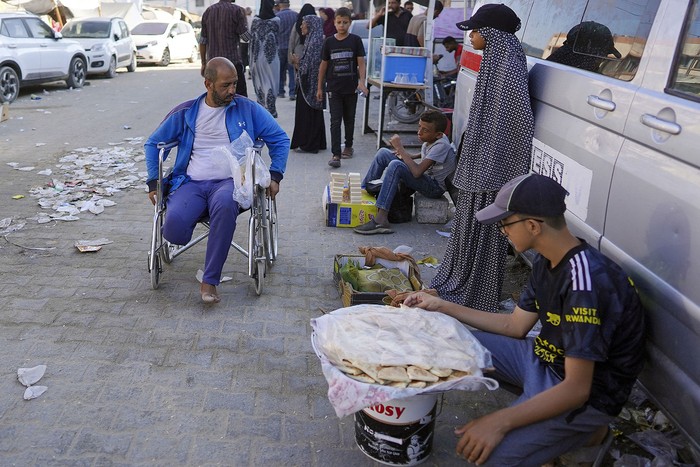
[333,254,422,307]
[323,184,378,228]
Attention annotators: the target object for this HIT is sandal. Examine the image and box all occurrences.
[353,219,393,235]
[341,147,354,158]
[328,155,341,168]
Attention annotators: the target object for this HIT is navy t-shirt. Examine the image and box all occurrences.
[518,241,646,416]
[321,34,365,94]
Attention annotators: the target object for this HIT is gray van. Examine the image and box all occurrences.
[453,0,700,451]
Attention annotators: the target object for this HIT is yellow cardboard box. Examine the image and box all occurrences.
[323,184,378,228]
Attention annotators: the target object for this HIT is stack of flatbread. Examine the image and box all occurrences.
[333,358,472,388]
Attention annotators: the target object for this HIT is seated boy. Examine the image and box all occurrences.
[354,110,456,235]
[404,173,646,465]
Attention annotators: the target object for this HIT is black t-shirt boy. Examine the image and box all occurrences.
[321,34,366,94]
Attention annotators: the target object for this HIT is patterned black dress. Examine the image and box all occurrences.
[430,27,535,312]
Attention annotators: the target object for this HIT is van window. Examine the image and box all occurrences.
[670,1,700,100]
[585,0,661,81]
[503,0,661,81]
[521,0,587,58]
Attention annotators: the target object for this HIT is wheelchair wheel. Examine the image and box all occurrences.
[149,250,161,289]
[254,257,265,296]
[267,197,278,263]
[249,187,267,295]
[149,210,163,289]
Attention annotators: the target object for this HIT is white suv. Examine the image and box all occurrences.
[0,12,87,103]
[61,17,137,78]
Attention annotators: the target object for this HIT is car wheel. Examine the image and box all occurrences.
[126,52,137,72]
[159,47,170,67]
[66,57,86,89]
[188,46,197,63]
[104,56,117,78]
[0,65,20,103]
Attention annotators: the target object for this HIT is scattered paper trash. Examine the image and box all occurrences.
[17,166,35,171]
[18,365,47,386]
[123,125,131,130]
[30,94,41,100]
[435,229,451,238]
[24,386,48,400]
[0,219,26,235]
[75,238,113,253]
[37,169,52,176]
[12,194,24,200]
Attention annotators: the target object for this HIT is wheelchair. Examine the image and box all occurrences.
[148,141,278,295]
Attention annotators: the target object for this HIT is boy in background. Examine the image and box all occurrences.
[354,110,456,234]
[317,7,369,168]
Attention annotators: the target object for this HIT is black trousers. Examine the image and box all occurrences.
[327,91,358,157]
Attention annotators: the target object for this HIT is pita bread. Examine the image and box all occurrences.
[408,380,427,389]
[350,361,383,382]
[407,366,439,382]
[447,369,472,381]
[347,373,376,384]
[378,366,411,383]
[429,367,453,378]
[335,360,363,376]
[388,381,409,388]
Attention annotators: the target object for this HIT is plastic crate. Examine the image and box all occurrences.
[333,254,422,307]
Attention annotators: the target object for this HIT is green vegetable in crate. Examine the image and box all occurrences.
[339,258,362,291]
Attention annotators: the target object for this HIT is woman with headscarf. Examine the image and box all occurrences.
[290,14,327,153]
[318,7,337,37]
[288,4,316,77]
[430,4,534,312]
[250,0,280,117]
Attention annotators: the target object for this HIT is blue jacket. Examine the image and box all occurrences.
[145,93,289,193]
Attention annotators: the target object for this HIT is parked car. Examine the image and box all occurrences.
[453,0,700,451]
[61,17,137,78]
[0,12,87,103]
[131,20,198,66]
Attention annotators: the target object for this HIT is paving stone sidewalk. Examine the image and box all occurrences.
[0,90,522,466]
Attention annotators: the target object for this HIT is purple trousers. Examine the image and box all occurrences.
[163,179,238,286]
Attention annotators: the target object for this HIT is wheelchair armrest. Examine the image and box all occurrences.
[157,141,179,151]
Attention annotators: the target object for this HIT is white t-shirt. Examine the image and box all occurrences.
[187,102,231,181]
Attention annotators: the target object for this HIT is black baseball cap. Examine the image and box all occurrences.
[475,173,569,224]
[456,3,521,34]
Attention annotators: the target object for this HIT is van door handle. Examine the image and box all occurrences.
[587,95,616,112]
[640,114,681,135]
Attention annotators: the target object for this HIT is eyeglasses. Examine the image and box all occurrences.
[496,218,544,235]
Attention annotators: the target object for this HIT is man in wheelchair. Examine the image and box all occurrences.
[145,57,289,304]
